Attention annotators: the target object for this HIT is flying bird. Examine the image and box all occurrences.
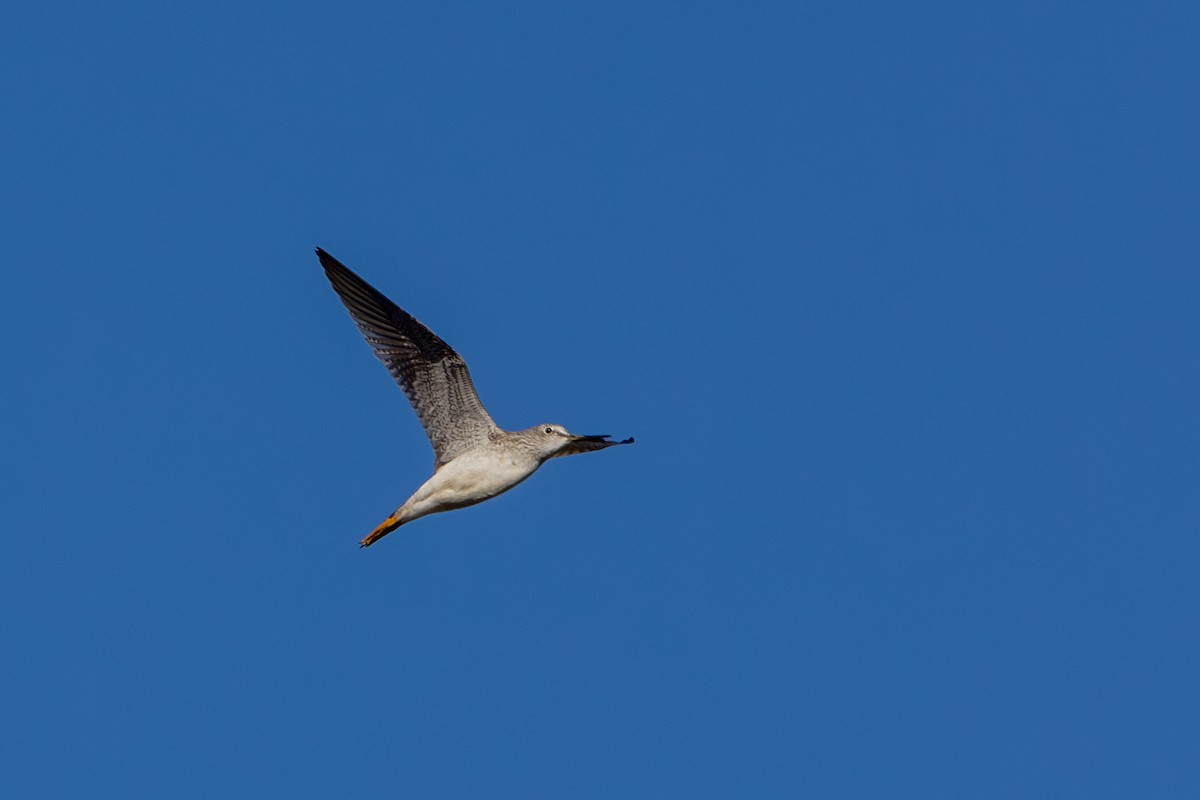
[317,248,634,547]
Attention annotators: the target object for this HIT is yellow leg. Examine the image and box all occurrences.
[360,511,404,548]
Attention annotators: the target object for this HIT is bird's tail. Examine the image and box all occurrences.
[360,509,406,548]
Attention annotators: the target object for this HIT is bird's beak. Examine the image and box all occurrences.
[572,434,635,444]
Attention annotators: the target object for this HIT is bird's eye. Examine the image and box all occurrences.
[544,427,553,434]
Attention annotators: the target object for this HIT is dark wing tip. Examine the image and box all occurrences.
[315,248,368,293]
[619,437,634,444]
[315,247,344,270]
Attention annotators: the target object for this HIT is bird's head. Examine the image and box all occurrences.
[527,423,635,460]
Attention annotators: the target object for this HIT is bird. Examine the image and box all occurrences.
[316,248,634,547]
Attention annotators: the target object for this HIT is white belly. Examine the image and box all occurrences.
[405,450,540,517]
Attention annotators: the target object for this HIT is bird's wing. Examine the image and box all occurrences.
[549,436,635,459]
[317,248,497,470]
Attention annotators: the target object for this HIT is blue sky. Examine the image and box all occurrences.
[4,2,1198,796]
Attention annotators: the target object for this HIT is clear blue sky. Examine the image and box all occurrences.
[4,2,1198,797]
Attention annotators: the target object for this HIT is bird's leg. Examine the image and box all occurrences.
[360,509,407,548]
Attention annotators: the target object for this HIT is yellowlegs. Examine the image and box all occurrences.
[317,248,633,547]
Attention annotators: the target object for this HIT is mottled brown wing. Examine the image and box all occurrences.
[317,248,496,469]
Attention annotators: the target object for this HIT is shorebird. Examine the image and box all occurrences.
[317,248,634,547]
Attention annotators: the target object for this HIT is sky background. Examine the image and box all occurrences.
[3,1,1199,797]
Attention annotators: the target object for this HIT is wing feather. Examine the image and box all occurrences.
[317,248,496,469]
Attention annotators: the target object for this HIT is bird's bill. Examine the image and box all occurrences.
[572,434,635,444]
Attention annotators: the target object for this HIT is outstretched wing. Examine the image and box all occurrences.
[317,248,497,469]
